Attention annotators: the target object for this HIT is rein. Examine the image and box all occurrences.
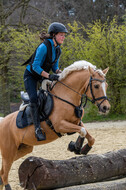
[48,91,78,108]
[57,80,82,97]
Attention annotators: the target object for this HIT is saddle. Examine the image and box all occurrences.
[16,89,54,129]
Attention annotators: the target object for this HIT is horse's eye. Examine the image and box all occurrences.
[94,84,99,89]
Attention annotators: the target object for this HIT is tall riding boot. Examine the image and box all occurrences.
[30,103,46,141]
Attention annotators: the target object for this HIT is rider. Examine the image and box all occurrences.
[23,22,68,141]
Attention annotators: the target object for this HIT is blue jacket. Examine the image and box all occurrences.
[26,39,61,75]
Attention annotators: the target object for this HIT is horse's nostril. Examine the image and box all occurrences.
[103,106,107,111]
[103,106,110,112]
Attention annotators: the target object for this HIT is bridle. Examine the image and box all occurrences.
[83,76,109,109]
[48,75,109,118]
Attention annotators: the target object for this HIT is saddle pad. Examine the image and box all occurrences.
[16,106,32,128]
[16,93,54,129]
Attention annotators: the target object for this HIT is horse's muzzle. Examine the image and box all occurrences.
[99,103,110,114]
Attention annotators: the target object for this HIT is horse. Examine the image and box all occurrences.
[0,60,110,190]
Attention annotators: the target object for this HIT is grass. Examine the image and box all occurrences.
[81,101,126,123]
[82,113,126,123]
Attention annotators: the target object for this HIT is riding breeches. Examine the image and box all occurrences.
[24,69,38,104]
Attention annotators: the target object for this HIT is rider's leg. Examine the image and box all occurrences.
[24,70,46,141]
[30,102,46,141]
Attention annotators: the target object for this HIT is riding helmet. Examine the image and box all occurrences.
[48,22,68,34]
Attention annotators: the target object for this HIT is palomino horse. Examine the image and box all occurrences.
[0,60,110,190]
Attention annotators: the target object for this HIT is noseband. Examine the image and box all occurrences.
[83,76,109,108]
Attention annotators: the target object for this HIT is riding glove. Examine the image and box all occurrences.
[49,74,59,81]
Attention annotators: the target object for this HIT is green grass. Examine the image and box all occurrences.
[81,101,126,123]
[0,113,4,117]
[82,113,126,123]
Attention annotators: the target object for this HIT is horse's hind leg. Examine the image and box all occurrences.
[0,141,18,190]
[0,159,13,190]
[14,144,33,161]
[0,176,3,190]
[0,144,33,190]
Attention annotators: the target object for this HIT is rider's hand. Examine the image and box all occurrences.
[56,69,62,74]
[49,74,59,81]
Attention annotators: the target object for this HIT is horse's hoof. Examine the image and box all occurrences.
[0,177,3,190]
[75,136,85,150]
[68,141,81,155]
[68,141,76,152]
[5,184,12,190]
[80,143,92,155]
[0,177,3,185]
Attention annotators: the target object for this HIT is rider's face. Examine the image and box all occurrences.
[55,32,66,45]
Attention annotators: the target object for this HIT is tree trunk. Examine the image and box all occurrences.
[18,149,126,190]
[0,66,10,116]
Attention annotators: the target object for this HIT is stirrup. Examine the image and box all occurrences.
[35,128,46,141]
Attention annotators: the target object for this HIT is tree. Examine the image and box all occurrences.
[83,18,126,114]
[0,0,40,115]
[0,26,42,115]
[3,0,126,28]
[0,0,30,115]
[54,0,126,25]
[0,0,47,116]
[61,18,126,114]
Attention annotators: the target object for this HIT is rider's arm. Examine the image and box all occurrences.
[32,40,61,78]
[41,70,49,78]
[32,43,47,76]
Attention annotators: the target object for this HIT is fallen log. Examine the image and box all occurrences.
[18,149,126,190]
[58,177,126,190]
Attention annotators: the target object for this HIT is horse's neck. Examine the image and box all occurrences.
[62,70,90,93]
[53,70,90,103]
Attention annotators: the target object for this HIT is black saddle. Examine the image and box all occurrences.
[16,90,53,129]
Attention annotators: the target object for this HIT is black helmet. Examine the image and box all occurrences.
[48,22,68,34]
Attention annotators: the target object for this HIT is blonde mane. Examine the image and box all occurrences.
[59,60,104,80]
[41,60,105,90]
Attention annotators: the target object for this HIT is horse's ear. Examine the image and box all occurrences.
[88,66,95,76]
[103,67,109,75]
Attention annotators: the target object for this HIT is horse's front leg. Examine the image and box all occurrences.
[80,121,95,147]
[68,122,95,155]
[57,120,87,137]
[80,122,95,155]
[57,120,88,154]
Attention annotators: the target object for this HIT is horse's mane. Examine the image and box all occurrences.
[59,60,104,80]
[41,60,105,90]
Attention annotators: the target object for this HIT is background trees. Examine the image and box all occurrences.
[61,19,126,114]
[0,0,126,117]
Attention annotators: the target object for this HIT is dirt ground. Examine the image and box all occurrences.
[0,120,126,190]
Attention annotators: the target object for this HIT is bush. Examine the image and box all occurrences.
[61,18,126,115]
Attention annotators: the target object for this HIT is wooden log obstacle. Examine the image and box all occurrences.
[18,149,126,190]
